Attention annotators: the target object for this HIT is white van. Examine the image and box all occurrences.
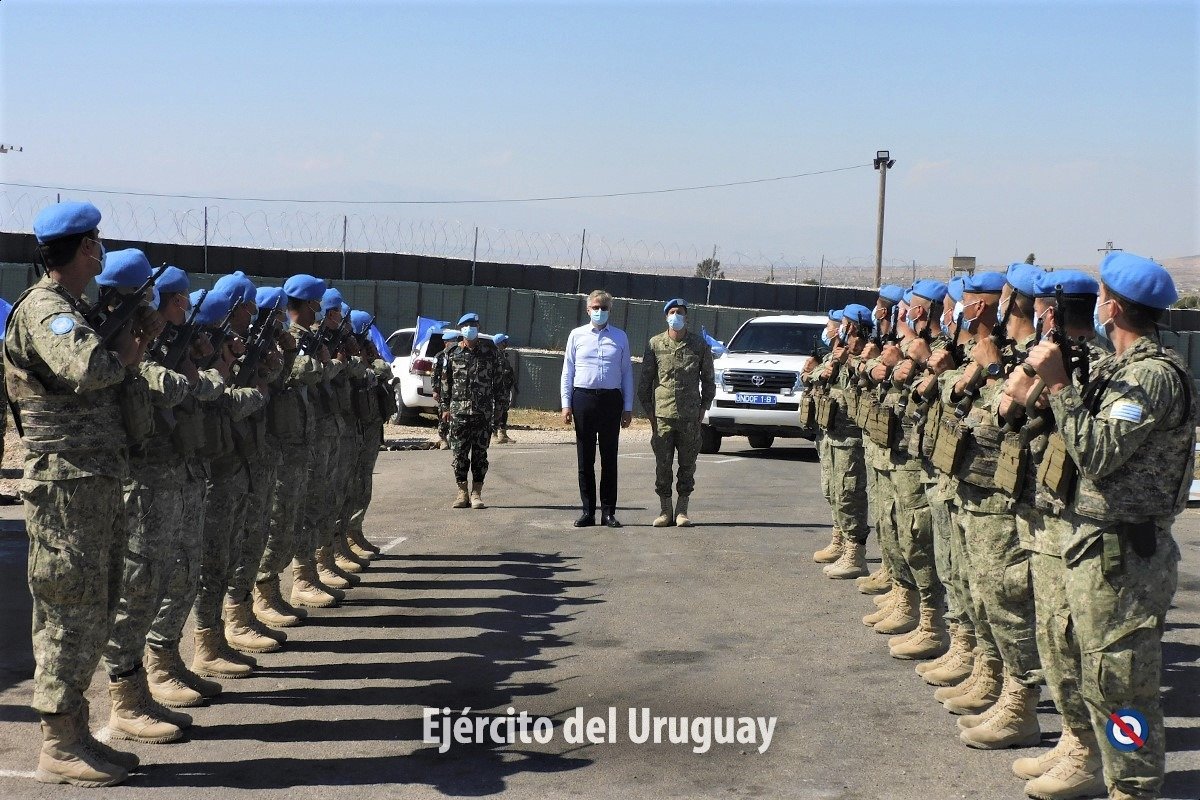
[700,313,828,453]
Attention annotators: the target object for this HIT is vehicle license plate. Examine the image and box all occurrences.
[736,393,777,406]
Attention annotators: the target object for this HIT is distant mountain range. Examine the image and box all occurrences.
[1160,256,1200,294]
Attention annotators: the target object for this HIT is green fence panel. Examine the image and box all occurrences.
[507,290,536,348]
[531,293,581,350]
[0,263,34,299]
[517,352,566,411]
[714,308,754,342]
[463,285,511,336]
[689,306,720,341]
[622,299,655,353]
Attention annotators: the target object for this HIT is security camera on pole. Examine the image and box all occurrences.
[873,150,895,288]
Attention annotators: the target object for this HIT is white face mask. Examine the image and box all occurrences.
[589,308,609,326]
[667,312,685,331]
[461,325,479,341]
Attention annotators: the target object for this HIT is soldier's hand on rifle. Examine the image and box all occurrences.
[906,338,931,366]
[441,411,451,423]
[133,305,166,341]
[970,336,1002,376]
[870,362,889,382]
[277,329,297,352]
[820,362,835,380]
[860,342,881,361]
[955,362,982,396]
[927,349,954,375]
[318,345,331,364]
[802,358,816,376]
[880,343,902,367]
[192,334,214,363]
[114,328,140,367]
[180,357,200,385]
[1002,365,1040,405]
[915,373,936,398]
[833,343,850,364]
[893,359,915,383]
[1026,340,1069,395]
[228,336,246,358]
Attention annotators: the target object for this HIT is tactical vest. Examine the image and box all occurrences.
[6,361,127,452]
[170,395,206,458]
[1072,351,1195,522]
[119,370,156,444]
[268,387,305,443]
[196,401,235,460]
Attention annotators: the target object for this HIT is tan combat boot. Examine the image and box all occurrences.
[652,496,674,527]
[497,428,513,444]
[335,534,368,572]
[254,579,302,628]
[290,560,338,608]
[75,699,139,771]
[452,481,470,508]
[317,545,357,589]
[863,586,899,626]
[934,647,987,702]
[1013,727,1083,780]
[813,528,844,563]
[943,655,1003,714]
[823,538,868,579]
[106,672,183,744]
[917,623,965,676]
[890,602,949,660]
[674,495,692,527]
[348,527,380,558]
[873,587,919,635]
[923,627,977,686]
[192,627,252,679]
[1022,729,1105,799]
[224,598,283,653]
[960,674,1040,748]
[145,645,203,708]
[133,668,193,730]
[470,482,487,509]
[35,712,127,787]
[857,565,892,594]
[154,643,221,700]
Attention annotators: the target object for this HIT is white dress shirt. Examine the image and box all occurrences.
[560,323,634,412]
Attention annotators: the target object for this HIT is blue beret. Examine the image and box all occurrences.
[321,287,344,312]
[947,276,965,303]
[98,249,152,288]
[842,303,874,326]
[157,266,189,296]
[902,289,915,305]
[879,284,905,304]
[1006,263,1043,297]
[828,309,844,321]
[255,286,285,310]
[192,289,233,327]
[457,312,480,326]
[963,272,1007,294]
[441,329,461,341]
[1100,252,1178,310]
[911,279,949,304]
[340,302,350,317]
[664,298,687,314]
[33,201,101,243]
[493,333,509,346]
[283,274,326,301]
[349,310,373,335]
[1033,269,1099,298]
[150,286,161,311]
[214,271,256,306]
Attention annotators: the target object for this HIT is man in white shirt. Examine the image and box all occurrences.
[561,290,634,528]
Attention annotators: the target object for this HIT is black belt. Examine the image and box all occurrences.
[573,387,621,393]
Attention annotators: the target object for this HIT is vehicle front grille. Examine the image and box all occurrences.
[713,400,799,411]
[722,369,797,394]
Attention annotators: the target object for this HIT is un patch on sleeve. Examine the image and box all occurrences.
[48,315,75,336]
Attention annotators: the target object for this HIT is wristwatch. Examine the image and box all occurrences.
[984,362,1003,379]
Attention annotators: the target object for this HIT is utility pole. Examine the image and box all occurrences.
[1098,241,1122,256]
[471,226,479,286]
[576,228,587,294]
[341,215,349,280]
[203,206,209,274]
[873,150,896,288]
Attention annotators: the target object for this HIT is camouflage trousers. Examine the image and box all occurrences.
[449,414,491,484]
[25,475,127,714]
[194,459,250,629]
[333,423,364,540]
[103,458,185,676]
[926,471,968,628]
[494,399,511,431]
[870,463,913,587]
[228,448,279,602]
[650,417,700,497]
[958,504,1041,686]
[816,432,831,504]
[258,443,310,582]
[147,461,207,649]
[892,462,941,605]
[1066,522,1178,798]
[438,417,449,443]
[298,418,339,556]
[348,423,384,537]
[950,504,995,660]
[827,441,869,545]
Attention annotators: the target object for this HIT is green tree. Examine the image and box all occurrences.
[695,257,724,280]
[1174,294,1200,309]
[1024,253,1036,264]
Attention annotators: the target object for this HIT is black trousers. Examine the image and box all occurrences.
[571,387,623,514]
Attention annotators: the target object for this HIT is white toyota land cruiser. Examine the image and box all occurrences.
[700,313,828,453]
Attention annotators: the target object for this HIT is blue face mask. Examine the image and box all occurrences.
[667,312,685,331]
[820,330,833,347]
[838,328,849,344]
[1093,302,1111,342]
[461,325,479,341]
[590,309,609,326]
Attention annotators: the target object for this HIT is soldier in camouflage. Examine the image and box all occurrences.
[1020,253,1194,800]
[808,309,843,563]
[492,333,516,444]
[439,312,502,509]
[432,330,458,449]
[343,312,389,559]
[637,299,715,527]
[8,201,145,786]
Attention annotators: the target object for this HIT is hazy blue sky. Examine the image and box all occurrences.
[1,0,1197,272]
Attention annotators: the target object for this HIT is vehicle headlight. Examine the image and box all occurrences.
[714,368,724,387]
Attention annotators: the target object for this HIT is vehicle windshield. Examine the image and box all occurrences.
[727,323,823,356]
[387,331,415,354]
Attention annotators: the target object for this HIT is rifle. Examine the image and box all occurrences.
[91,265,168,346]
[200,306,236,369]
[151,289,206,370]
[232,297,283,387]
[1020,284,1089,410]
[319,314,352,352]
[353,314,376,346]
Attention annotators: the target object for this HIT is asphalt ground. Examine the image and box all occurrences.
[0,437,1196,800]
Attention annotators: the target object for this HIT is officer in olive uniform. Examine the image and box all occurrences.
[8,201,144,786]
[343,311,389,559]
[809,309,844,562]
[432,330,459,449]
[1019,253,1194,800]
[637,299,715,527]
[492,333,516,444]
[439,312,502,509]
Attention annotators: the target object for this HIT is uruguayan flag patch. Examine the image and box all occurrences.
[1109,400,1144,423]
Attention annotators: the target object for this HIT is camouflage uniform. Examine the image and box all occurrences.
[439,339,502,484]
[1047,336,1194,797]
[147,369,224,650]
[299,355,344,557]
[102,360,191,676]
[4,275,130,715]
[347,359,390,540]
[861,352,913,589]
[494,349,516,432]
[332,356,368,545]
[432,345,451,444]
[637,329,716,499]
[820,355,871,544]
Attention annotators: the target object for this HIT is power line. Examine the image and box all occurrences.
[0,163,870,205]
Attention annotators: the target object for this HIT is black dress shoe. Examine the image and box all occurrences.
[600,513,622,528]
[573,513,596,528]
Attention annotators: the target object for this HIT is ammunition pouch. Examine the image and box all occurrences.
[816,397,839,431]
[854,393,872,429]
[957,423,1002,489]
[995,431,1028,497]
[931,417,966,476]
[197,407,234,460]
[867,405,898,450]
[268,388,305,441]
[919,401,945,462]
[1036,432,1078,501]
[170,396,205,457]
[119,371,156,444]
[377,382,397,421]
[799,393,817,429]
